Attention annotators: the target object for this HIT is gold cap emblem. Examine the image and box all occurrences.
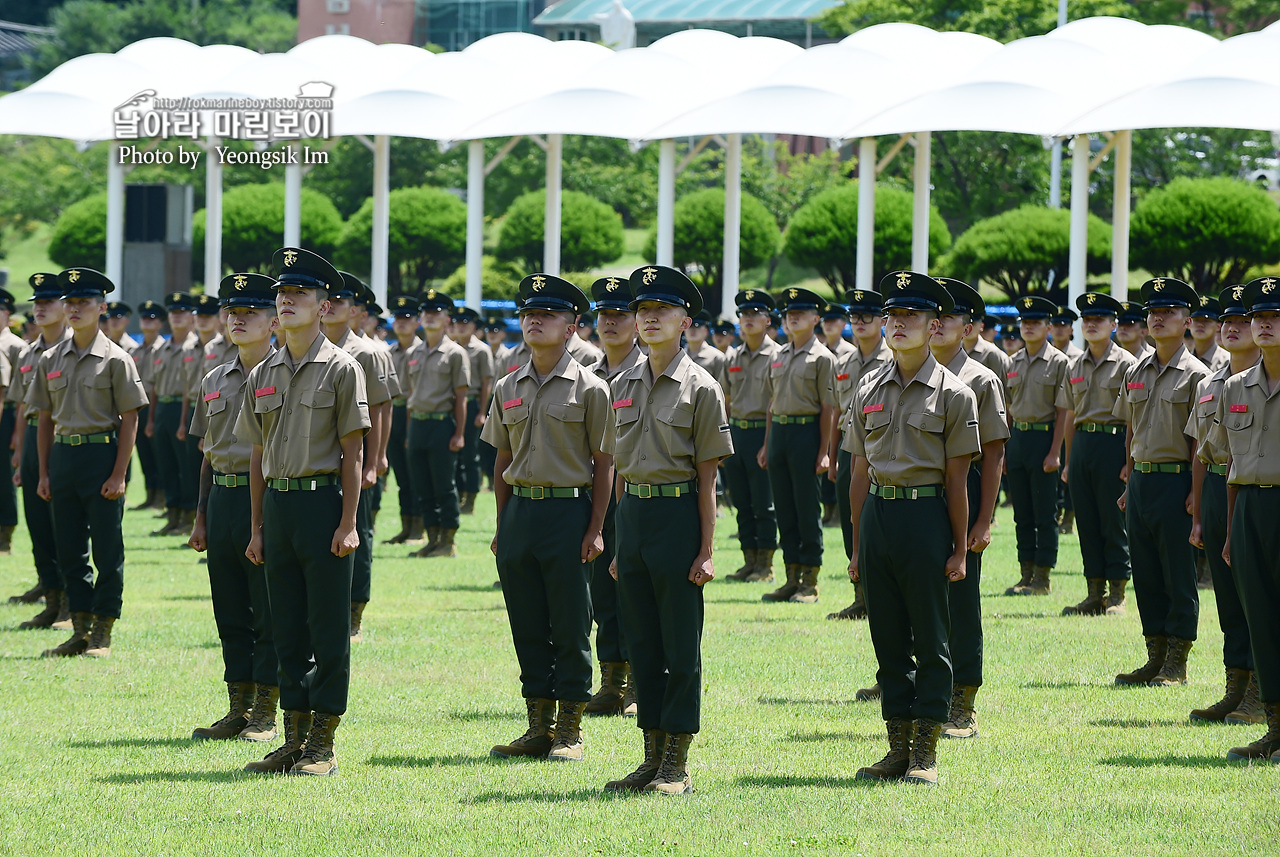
[895,272,910,290]
[233,274,247,291]
[426,289,437,299]
[1264,280,1277,295]
[1086,294,1097,305]
[788,289,799,300]
[854,291,864,301]
[531,275,546,292]
[745,290,756,300]
[1200,295,1210,306]
[605,277,620,292]
[1023,297,1034,308]
[33,274,43,286]
[283,249,298,267]
[641,267,658,286]
[68,270,81,283]
[1152,278,1165,291]
[1233,286,1245,300]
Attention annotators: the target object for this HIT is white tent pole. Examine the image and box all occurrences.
[544,133,562,276]
[656,139,675,266]
[106,141,124,288]
[284,142,301,247]
[370,134,390,307]
[856,136,876,292]
[1049,139,1063,208]
[911,131,931,272]
[722,132,742,319]
[1111,130,1132,303]
[204,135,222,294]
[1068,133,1090,348]
[466,139,485,309]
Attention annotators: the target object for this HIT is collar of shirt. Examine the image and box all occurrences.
[943,348,970,375]
[1135,342,1194,379]
[623,348,693,389]
[54,329,112,362]
[1086,340,1124,367]
[783,336,819,358]
[513,348,576,387]
[1241,361,1280,400]
[264,330,331,373]
[594,343,643,378]
[390,336,421,354]
[859,338,891,366]
[890,353,942,391]
[1019,343,1052,366]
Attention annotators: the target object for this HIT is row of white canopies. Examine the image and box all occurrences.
[2,15,1279,318]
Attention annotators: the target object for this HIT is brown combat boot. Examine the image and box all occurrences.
[292,712,340,776]
[821,503,838,527]
[1227,703,1280,762]
[547,700,587,762]
[942,684,979,739]
[1104,579,1128,615]
[742,547,776,583]
[604,730,666,792]
[239,684,280,741]
[1016,564,1052,596]
[761,564,799,602]
[51,594,72,630]
[192,681,255,740]
[459,492,476,515]
[622,675,637,717]
[1058,509,1075,535]
[856,682,881,702]
[491,698,557,759]
[1226,672,1265,725]
[1190,667,1250,723]
[584,661,627,716]
[42,611,93,658]
[151,507,180,536]
[789,565,820,603]
[1005,561,1034,595]
[827,580,868,620]
[905,719,942,785]
[8,582,42,603]
[410,527,441,557]
[84,615,116,657]
[1116,636,1168,686]
[406,516,425,542]
[384,515,413,544]
[726,549,757,581]
[424,528,457,558]
[1062,578,1106,616]
[1149,637,1193,687]
[244,710,311,773]
[856,719,914,781]
[19,589,64,630]
[350,601,367,643]
[644,732,693,794]
[0,524,14,553]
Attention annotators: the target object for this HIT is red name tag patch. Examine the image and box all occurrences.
[1127,382,1145,390]
[508,364,520,372]
[1069,376,1084,384]
[254,386,276,398]
[612,398,633,410]
[203,391,220,402]
[1006,371,1018,378]
[205,352,217,359]
[1199,394,1215,404]
[836,373,850,381]
[863,403,884,414]
[19,365,31,374]
[183,355,195,362]
[728,366,743,373]
[46,370,61,379]
[771,361,783,368]
[1230,404,1248,413]
[503,398,522,409]
[408,359,418,366]
[154,358,163,365]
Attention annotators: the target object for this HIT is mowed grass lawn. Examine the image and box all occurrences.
[0,474,1276,857]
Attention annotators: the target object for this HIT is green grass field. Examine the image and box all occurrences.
[0,475,1275,856]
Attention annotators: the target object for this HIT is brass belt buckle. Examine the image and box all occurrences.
[278,479,289,492]
[530,486,545,500]
[637,483,652,499]
[883,485,898,500]
[69,435,83,446]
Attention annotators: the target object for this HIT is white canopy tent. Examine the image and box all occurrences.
[0,17,1278,313]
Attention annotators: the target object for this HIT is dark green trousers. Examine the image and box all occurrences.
[766,420,823,566]
[351,486,374,603]
[153,400,184,509]
[836,448,853,558]
[496,495,593,701]
[454,399,482,494]
[1056,440,1072,515]
[1127,470,1199,641]
[479,440,497,484]
[207,483,277,686]
[860,493,953,723]
[722,424,776,551]
[0,404,16,527]
[590,493,628,663]
[949,466,984,688]
[388,403,416,517]
[407,417,460,530]
[50,442,125,617]
[181,434,201,511]
[1203,472,1251,670]
[1006,427,1058,567]
[616,492,704,734]
[1231,486,1280,703]
[262,484,352,716]
[135,404,160,492]
[1067,431,1130,580]
[820,468,837,505]
[21,423,62,591]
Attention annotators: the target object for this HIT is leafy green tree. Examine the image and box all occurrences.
[784,182,951,291]
[496,189,624,274]
[942,205,1112,300]
[643,187,781,313]
[440,255,522,302]
[192,183,342,281]
[1129,177,1280,293]
[47,191,107,270]
[334,186,467,296]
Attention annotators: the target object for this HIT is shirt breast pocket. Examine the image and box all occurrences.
[205,395,228,424]
[907,411,946,434]
[1223,410,1254,456]
[1162,386,1191,405]
[300,388,336,438]
[253,390,284,416]
[500,402,529,425]
[656,405,695,458]
[862,407,893,456]
[547,402,585,450]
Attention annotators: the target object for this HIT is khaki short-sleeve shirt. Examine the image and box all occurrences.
[405,335,470,415]
[725,338,780,421]
[190,351,269,475]
[481,350,610,488]
[499,341,531,378]
[1055,341,1135,426]
[1195,343,1231,374]
[568,334,603,368]
[334,328,393,407]
[387,336,421,402]
[688,342,728,391]
[26,331,148,434]
[602,350,734,485]
[463,336,495,399]
[591,343,645,383]
[131,336,164,393]
[843,355,981,488]
[1210,363,1280,485]
[7,330,68,406]
[234,332,370,480]
[1113,344,1209,463]
[1185,363,1242,468]
[969,337,1011,397]
[768,336,837,416]
[944,349,1009,449]
[1007,343,1069,424]
[0,327,26,388]
[836,338,892,426]
[153,331,197,399]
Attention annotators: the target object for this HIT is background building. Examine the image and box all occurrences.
[534,0,841,47]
